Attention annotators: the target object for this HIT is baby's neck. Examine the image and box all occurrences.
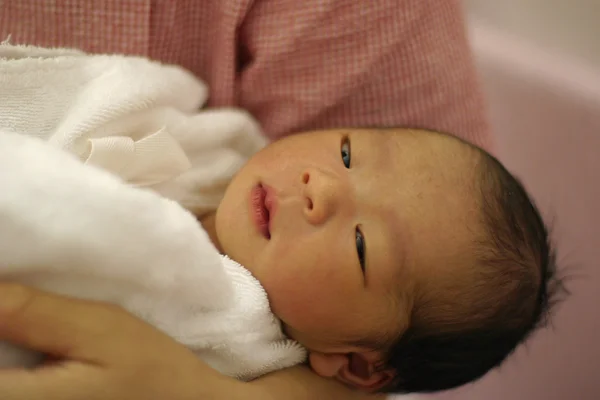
[199,212,223,253]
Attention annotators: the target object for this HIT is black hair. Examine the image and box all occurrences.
[377,134,566,394]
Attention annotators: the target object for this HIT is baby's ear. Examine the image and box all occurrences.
[309,351,394,392]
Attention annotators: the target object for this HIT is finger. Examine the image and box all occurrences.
[0,283,141,363]
[0,364,108,400]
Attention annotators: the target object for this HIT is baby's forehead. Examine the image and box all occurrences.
[364,127,480,163]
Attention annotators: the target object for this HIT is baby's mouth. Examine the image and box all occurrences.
[251,183,271,239]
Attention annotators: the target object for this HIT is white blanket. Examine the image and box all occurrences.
[0,43,306,380]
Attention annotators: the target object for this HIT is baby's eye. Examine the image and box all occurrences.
[355,227,366,273]
[341,137,351,168]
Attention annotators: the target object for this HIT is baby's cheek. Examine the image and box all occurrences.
[261,267,351,334]
[263,273,328,327]
[260,234,355,330]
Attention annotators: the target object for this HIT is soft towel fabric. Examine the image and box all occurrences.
[0,42,265,216]
[0,44,306,380]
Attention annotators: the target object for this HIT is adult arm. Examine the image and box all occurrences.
[250,366,385,400]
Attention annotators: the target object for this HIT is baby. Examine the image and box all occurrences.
[204,126,558,393]
[0,44,558,395]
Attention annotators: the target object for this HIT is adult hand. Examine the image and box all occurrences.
[0,283,250,400]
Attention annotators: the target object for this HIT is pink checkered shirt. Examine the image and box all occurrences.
[0,0,491,148]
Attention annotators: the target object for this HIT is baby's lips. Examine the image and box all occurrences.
[42,354,63,366]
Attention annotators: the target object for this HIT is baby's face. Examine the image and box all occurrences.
[216,128,482,356]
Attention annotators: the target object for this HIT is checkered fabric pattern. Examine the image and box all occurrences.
[0,0,491,148]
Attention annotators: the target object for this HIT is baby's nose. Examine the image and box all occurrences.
[301,168,341,226]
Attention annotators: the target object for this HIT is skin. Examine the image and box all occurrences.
[213,128,483,390]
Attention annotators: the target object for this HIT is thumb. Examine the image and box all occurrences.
[0,283,131,364]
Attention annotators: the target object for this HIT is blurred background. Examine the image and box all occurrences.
[396,1,600,399]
